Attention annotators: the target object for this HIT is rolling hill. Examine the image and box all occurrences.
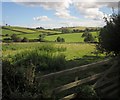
[2,26,99,42]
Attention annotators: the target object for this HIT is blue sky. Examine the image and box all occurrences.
[2,1,118,28]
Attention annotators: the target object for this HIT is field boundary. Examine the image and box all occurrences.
[36,58,119,99]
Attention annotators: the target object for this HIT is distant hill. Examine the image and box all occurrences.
[2,26,99,42]
[53,26,100,32]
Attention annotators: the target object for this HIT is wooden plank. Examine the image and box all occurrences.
[53,72,104,94]
[101,83,119,93]
[36,59,110,80]
[60,93,76,100]
[107,89,119,97]
[93,60,118,88]
[94,76,119,89]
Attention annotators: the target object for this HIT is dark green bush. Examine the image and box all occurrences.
[22,37,29,42]
[56,36,65,42]
[98,14,120,56]
[2,45,67,99]
[75,85,98,99]
[12,50,66,72]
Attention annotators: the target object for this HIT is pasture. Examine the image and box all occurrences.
[45,32,98,42]
[2,42,100,60]
[2,26,99,43]
[2,26,107,99]
[2,42,105,72]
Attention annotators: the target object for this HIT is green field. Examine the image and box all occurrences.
[45,32,98,42]
[2,29,24,35]
[2,26,106,99]
[2,42,103,60]
[2,26,99,42]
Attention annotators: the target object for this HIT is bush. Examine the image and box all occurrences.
[2,60,43,99]
[22,37,29,42]
[56,36,65,42]
[12,50,66,72]
[3,38,12,43]
[73,85,98,99]
[82,30,95,43]
[2,45,66,99]
[97,14,120,56]
[15,37,22,42]
[11,34,22,42]
[39,34,46,42]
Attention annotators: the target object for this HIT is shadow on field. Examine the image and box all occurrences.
[65,55,105,69]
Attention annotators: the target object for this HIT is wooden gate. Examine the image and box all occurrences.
[36,58,120,99]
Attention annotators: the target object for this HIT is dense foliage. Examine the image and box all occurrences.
[56,36,65,42]
[98,14,120,55]
[82,30,95,43]
[2,45,66,99]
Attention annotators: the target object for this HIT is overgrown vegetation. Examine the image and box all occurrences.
[2,45,67,99]
[73,85,98,99]
[97,14,120,56]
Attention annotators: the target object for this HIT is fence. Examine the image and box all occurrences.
[36,58,119,99]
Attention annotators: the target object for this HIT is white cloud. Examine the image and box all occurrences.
[33,16,50,21]
[74,2,118,20]
[12,0,76,19]
[11,0,119,28]
[74,2,104,20]
[12,0,119,20]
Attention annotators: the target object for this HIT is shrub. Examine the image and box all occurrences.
[84,34,95,43]
[11,34,22,42]
[74,85,98,99]
[3,38,12,43]
[2,60,43,99]
[22,37,29,42]
[12,50,66,72]
[15,37,22,42]
[39,34,46,42]
[97,14,120,56]
[5,34,9,36]
[82,31,95,43]
[56,36,65,42]
[11,34,17,40]
[2,45,66,99]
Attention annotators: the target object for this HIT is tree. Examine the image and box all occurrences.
[82,30,89,38]
[61,38,65,42]
[39,34,45,42]
[11,34,17,40]
[84,33,95,43]
[61,28,70,33]
[56,36,61,42]
[15,37,22,42]
[82,30,95,42]
[11,34,22,42]
[56,36,65,42]
[97,14,120,55]
[22,37,29,42]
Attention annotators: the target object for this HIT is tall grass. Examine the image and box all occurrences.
[2,44,67,99]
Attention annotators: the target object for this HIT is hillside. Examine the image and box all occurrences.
[2,26,99,42]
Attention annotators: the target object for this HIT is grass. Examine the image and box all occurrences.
[45,32,98,42]
[2,42,102,60]
[56,43,96,60]
[45,33,84,42]
[2,26,99,43]
[3,26,36,33]
[2,29,23,35]
[2,42,106,99]
[2,26,61,40]
[18,32,40,39]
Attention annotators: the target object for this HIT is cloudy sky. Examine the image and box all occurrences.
[2,0,119,28]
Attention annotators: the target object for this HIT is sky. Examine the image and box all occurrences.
[1,0,119,29]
